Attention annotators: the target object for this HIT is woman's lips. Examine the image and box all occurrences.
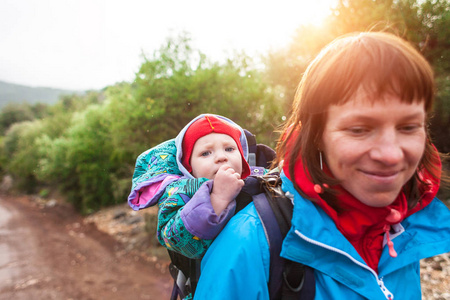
[360,169,401,183]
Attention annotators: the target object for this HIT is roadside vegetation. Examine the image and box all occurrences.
[1,0,449,214]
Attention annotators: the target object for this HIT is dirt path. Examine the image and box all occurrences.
[1,192,449,300]
[0,194,172,300]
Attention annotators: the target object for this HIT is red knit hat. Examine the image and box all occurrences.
[181,115,251,179]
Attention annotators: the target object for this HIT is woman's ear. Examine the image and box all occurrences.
[317,141,325,153]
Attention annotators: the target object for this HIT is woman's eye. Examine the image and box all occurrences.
[399,124,422,133]
[347,127,368,135]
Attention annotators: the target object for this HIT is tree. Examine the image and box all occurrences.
[0,103,35,134]
[132,33,283,147]
[37,105,116,214]
[264,24,336,109]
[2,120,45,191]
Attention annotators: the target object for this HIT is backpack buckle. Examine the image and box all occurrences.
[248,153,256,166]
[169,263,191,299]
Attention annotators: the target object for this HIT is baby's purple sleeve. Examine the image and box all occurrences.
[180,181,236,240]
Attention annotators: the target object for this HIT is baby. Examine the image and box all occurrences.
[128,114,265,258]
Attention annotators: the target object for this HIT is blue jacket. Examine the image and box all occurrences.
[194,172,450,299]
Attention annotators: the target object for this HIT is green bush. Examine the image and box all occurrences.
[3,121,45,192]
[36,105,116,214]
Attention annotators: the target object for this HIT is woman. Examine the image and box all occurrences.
[193,32,450,299]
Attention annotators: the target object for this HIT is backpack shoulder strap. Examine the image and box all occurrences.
[253,192,285,298]
[254,175,316,300]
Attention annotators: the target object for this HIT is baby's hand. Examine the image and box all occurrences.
[210,165,244,215]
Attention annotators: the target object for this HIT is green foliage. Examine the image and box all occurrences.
[102,82,152,165]
[37,105,116,214]
[133,34,283,147]
[430,76,450,152]
[2,120,45,191]
[0,103,35,134]
[419,0,450,73]
[414,0,450,151]
[330,0,406,34]
[39,188,50,198]
[35,135,72,188]
[264,24,336,107]
[52,91,104,113]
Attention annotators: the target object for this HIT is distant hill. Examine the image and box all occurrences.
[0,80,80,109]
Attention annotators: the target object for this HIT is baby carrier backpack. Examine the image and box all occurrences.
[167,131,316,300]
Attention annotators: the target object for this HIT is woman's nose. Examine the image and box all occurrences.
[369,131,404,165]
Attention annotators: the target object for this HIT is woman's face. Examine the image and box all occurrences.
[321,92,426,207]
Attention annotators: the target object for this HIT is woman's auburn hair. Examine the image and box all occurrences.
[275,31,442,210]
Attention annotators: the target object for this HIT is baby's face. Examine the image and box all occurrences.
[190,133,243,179]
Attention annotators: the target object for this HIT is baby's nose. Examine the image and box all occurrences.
[215,151,228,162]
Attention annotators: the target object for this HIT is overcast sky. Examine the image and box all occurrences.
[0,0,336,90]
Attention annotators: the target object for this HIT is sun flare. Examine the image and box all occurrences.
[237,0,338,54]
[289,0,337,26]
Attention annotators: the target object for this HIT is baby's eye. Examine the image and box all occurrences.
[201,151,211,157]
[225,147,235,152]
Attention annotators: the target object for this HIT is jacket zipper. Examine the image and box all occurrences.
[294,229,394,299]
